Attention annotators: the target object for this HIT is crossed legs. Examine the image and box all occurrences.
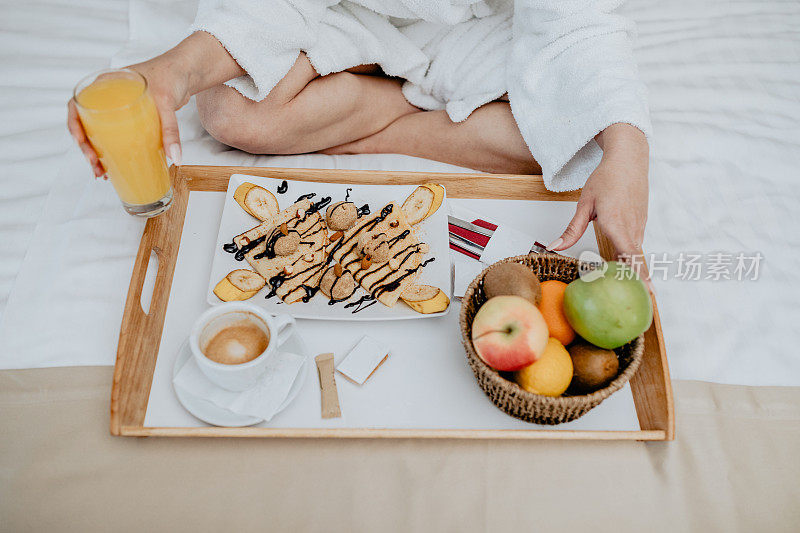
[196,53,540,174]
[196,54,417,154]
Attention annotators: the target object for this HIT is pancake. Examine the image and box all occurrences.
[237,199,328,304]
[234,199,313,250]
[327,202,425,307]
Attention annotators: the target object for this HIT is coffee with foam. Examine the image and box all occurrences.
[199,311,270,365]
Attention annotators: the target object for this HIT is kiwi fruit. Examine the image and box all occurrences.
[483,262,542,305]
[567,340,619,393]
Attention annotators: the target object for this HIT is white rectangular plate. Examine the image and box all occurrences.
[207,174,451,320]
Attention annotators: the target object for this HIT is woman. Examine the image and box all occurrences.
[68,0,650,261]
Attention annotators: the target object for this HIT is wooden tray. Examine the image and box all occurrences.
[111,165,674,440]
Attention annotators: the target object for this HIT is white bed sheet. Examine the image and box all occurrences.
[0,0,130,318]
[0,0,799,386]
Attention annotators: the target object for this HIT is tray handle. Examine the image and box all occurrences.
[111,170,188,434]
[593,225,674,440]
[133,245,162,317]
[122,229,175,323]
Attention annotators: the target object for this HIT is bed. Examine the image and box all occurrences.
[1,0,798,529]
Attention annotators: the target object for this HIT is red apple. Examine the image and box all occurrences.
[471,295,549,371]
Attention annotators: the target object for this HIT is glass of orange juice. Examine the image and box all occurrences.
[74,68,173,217]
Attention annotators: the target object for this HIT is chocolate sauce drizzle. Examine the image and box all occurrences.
[300,285,319,303]
[344,294,377,314]
[373,258,435,298]
[292,193,332,220]
[264,274,284,299]
[386,229,410,248]
[223,240,238,254]
[326,270,357,305]
[234,235,267,261]
[253,229,299,261]
[296,192,316,202]
[225,193,433,313]
[327,201,352,220]
[379,203,394,220]
[344,256,362,269]
[300,222,325,238]
[223,190,331,304]
[264,259,327,302]
[308,196,331,214]
[325,202,435,306]
[326,204,394,265]
[327,292,355,306]
[355,243,421,285]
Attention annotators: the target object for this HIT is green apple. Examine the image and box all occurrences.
[563,261,652,349]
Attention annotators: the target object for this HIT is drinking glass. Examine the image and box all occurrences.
[74,68,173,217]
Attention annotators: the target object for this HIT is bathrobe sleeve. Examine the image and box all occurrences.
[507,0,652,192]
[191,0,335,101]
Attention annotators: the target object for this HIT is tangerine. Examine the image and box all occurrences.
[537,280,576,345]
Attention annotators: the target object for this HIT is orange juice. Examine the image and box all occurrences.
[75,70,171,214]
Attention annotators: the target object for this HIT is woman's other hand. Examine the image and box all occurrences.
[549,123,650,277]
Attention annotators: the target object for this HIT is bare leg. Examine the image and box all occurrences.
[322,102,541,175]
[196,53,419,154]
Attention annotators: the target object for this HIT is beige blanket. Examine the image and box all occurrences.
[1,368,798,532]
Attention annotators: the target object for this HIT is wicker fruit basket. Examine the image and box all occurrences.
[459,253,645,425]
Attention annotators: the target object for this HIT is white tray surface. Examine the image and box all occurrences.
[144,191,637,431]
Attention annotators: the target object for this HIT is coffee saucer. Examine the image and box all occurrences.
[172,331,310,427]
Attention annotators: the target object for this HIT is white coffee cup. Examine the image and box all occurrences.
[189,302,296,391]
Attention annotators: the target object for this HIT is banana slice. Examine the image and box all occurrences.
[213,269,266,301]
[400,284,450,314]
[401,183,445,225]
[245,186,279,221]
[233,183,259,216]
[234,183,279,222]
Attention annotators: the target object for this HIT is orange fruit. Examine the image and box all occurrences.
[537,280,576,345]
[514,338,573,396]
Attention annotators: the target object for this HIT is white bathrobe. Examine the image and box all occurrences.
[192,0,652,191]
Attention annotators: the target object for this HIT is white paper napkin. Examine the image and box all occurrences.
[173,351,305,421]
[336,335,390,385]
[480,224,536,265]
[452,258,485,298]
[448,203,537,298]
